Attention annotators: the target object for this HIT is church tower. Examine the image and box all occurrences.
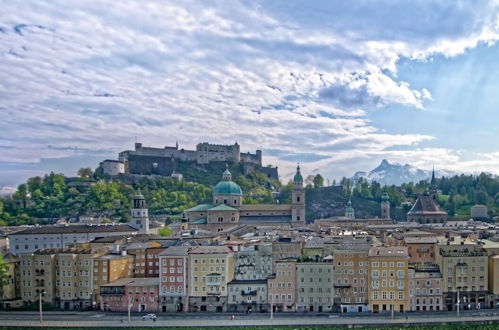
[429,166,438,202]
[345,199,355,219]
[130,190,150,234]
[381,191,390,219]
[291,164,305,223]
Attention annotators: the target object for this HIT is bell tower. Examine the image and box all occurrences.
[291,164,305,223]
[381,191,390,219]
[130,190,150,234]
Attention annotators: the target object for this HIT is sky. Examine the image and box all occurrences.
[1,0,499,188]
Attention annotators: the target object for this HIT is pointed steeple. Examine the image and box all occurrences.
[430,165,436,186]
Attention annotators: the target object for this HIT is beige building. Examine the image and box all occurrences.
[0,253,21,308]
[20,247,98,310]
[436,243,488,310]
[296,261,334,312]
[267,259,297,312]
[368,246,410,313]
[488,255,499,308]
[408,265,443,312]
[333,241,370,313]
[188,246,234,312]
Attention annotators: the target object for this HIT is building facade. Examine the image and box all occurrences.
[159,246,190,312]
[227,279,268,313]
[296,261,334,312]
[99,278,159,312]
[436,243,489,311]
[267,259,297,312]
[234,244,273,281]
[333,242,370,313]
[368,246,410,313]
[188,246,234,312]
[409,265,444,312]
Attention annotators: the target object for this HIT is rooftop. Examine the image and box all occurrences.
[189,245,233,255]
[33,247,93,255]
[369,246,408,258]
[10,224,137,235]
[239,204,292,212]
[408,196,447,215]
[158,246,191,256]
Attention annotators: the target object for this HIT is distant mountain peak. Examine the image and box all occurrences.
[352,160,457,186]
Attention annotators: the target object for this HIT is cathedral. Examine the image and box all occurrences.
[407,168,448,224]
[184,165,306,233]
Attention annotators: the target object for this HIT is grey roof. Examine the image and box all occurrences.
[408,196,447,215]
[10,224,137,235]
[240,216,292,223]
[158,246,191,256]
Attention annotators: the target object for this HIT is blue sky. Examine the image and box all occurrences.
[1,0,499,188]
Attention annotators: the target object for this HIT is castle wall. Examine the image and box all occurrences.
[127,154,177,176]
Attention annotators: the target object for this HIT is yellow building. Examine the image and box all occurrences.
[489,255,499,308]
[368,246,409,313]
[20,247,105,310]
[188,246,234,312]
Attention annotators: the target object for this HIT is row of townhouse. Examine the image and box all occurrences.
[6,234,499,313]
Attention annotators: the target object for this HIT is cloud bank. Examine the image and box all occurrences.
[1,0,499,185]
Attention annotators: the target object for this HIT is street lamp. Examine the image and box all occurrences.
[38,290,46,323]
[456,287,461,317]
[128,295,133,323]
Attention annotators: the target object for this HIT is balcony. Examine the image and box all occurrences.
[207,292,221,296]
[334,283,351,288]
[241,300,257,305]
[241,290,257,296]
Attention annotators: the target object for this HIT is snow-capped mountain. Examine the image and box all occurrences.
[352,159,457,186]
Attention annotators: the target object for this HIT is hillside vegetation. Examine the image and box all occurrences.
[1,165,499,225]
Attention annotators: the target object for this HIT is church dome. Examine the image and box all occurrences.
[293,165,303,183]
[213,167,242,195]
[213,181,242,195]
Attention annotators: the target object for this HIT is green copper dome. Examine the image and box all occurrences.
[293,165,303,183]
[213,181,242,195]
[381,192,390,202]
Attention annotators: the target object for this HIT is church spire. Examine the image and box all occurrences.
[430,165,436,186]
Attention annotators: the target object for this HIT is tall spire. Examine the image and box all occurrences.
[430,165,436,185]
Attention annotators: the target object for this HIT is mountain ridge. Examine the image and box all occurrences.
[352,159,457,185]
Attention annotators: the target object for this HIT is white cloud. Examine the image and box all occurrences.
[1,0,499,185]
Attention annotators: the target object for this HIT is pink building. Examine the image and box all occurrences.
[158,246,191,312]
[267,259,297,312]
[146,246,166,277]
[99,278,159,312]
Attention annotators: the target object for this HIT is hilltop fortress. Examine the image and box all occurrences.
[100,141,278,179]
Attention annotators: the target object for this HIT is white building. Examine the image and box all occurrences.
[8,224,138,255]
[99,160,125,176]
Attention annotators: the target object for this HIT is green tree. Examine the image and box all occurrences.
[0,254,6,286]
[77,167,93,179]
[313,174,324,188]
[158,227,173,237]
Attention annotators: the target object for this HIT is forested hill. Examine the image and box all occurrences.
[0,163,283,226]
[1,167,498,226]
